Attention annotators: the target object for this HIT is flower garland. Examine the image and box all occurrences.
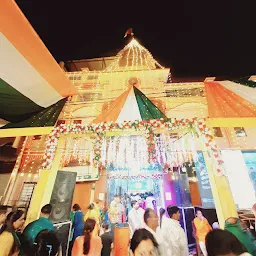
[197,120,225,176]
[42,117,225,176]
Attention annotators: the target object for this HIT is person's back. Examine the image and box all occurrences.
[22,204,54,250]
[73,205,84,241]
[100,223,113,256]
[84,204,100,237]
[72,218,102,256]
[72,235,102,256]
[225,218,256,256]
[206,229,251,256]
[28,229,61,256]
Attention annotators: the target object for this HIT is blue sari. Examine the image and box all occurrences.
[72,211,84,241]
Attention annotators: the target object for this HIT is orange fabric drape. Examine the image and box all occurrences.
[204,82,256,118]
[92,86,132,123]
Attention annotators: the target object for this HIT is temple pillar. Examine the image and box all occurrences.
[25,136,65,225]
[200,138,237,228]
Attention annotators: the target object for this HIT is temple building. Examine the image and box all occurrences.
[1,2,256,252]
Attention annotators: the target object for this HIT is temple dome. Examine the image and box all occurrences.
[104,38,164,72]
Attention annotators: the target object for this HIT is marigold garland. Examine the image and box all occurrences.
[42,118,225,176]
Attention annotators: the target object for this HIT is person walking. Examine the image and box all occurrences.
[143,208,166,255]
[72,204,84,241]
[192,209,212,256]
[161,206,188,256]
[84,203,100,236]
[108,195,125,234]
[128,200,145,236]
[72,218,102,256]
[100,222,113,256]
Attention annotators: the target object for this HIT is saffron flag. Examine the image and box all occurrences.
[124,28,134,38]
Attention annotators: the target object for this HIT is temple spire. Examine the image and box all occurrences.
[104,30,164,72]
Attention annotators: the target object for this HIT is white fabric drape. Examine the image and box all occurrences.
[0,33,63,107]
[116,87,142,122]
[219,81,256,105]
[222,150,256,209]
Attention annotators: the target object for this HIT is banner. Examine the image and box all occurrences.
[195,151,215,208]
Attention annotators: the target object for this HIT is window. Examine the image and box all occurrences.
[73,120,82,124]
[165,88,205,97]
[17,182,36,208]
[234,127,247,137]
[213,127,223,137]
[69,75,81,80]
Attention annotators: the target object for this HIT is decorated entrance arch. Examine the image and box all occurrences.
[42,117,225,177]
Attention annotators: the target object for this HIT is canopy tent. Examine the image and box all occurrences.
[0,1,255,130]
[92,85,166,123]
[0,0,76,129]
[92,80,256,124]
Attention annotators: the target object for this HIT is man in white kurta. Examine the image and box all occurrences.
[143,208,167,256]
[161,206,189,256]
[128,200,145,236]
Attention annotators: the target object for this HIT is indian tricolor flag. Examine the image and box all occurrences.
[0,0,76,128]
[92,85,166,123]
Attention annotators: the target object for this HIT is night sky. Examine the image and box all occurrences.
[16,1,255,79]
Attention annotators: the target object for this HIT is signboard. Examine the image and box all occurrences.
[195,151,215,208]
[62,165,99,182]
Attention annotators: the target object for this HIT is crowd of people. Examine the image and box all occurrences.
[0,204,60,256]
[1,198,256,256]
[68,195,256,256]
[126,201,256,256]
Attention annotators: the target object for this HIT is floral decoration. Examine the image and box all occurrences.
[42,117,225,176]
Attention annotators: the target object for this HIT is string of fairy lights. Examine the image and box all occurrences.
[10,36,256,190]
[62,37,255,160]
